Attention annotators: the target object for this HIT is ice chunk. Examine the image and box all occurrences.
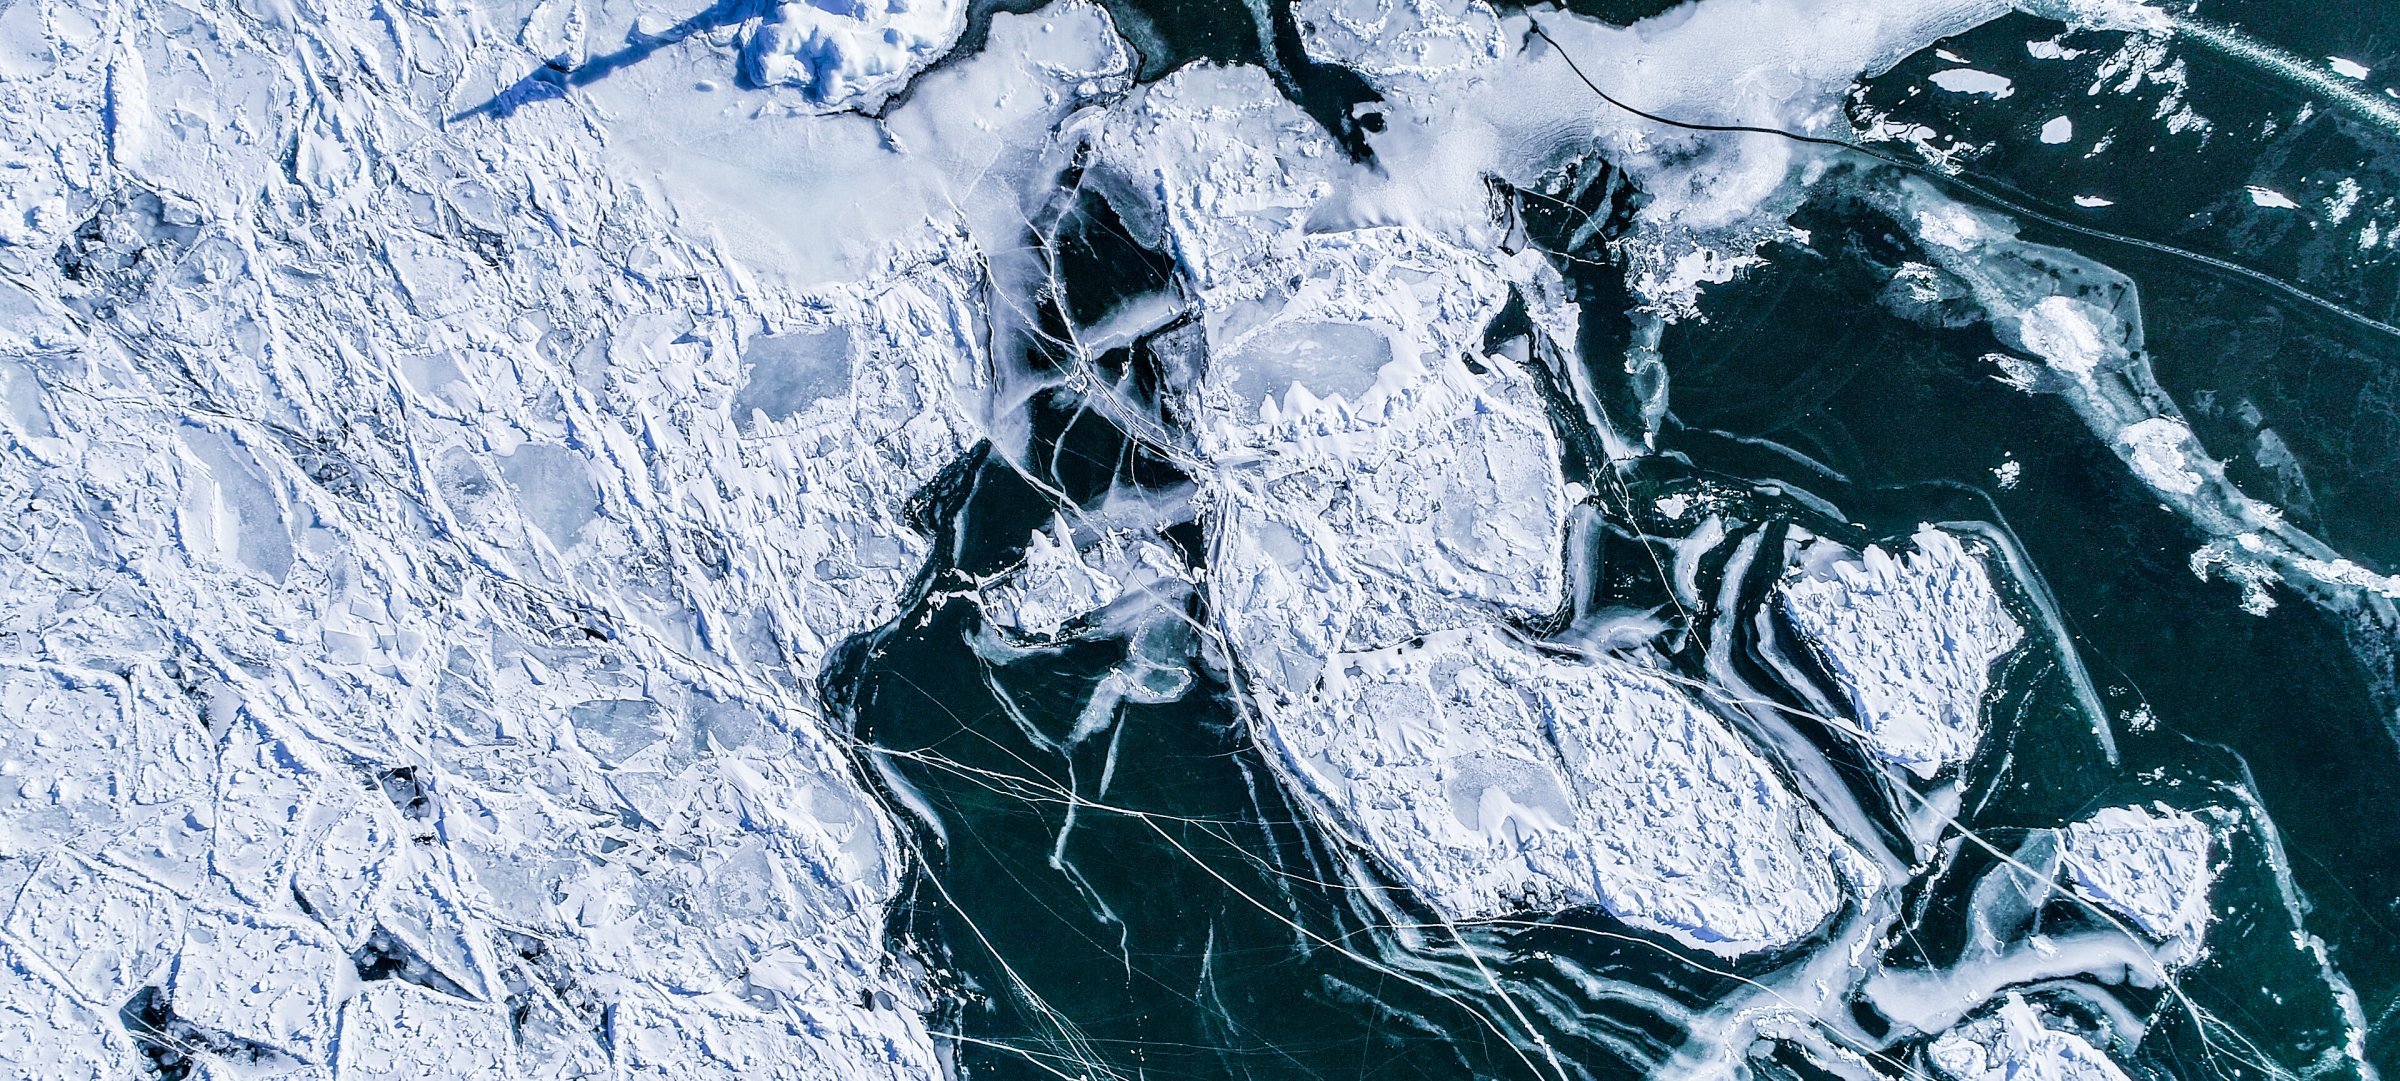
[169,910,348,1063]
[1929,994,2134,1081]
[2060,804,2216,943]
[1931,68,2015,96]
[334,982,516,1080]
[1260,625,1851,954]
[2040,116,2075,143]
[2,853,183,1003]
[0,941,130,1079]
[1296,0,1505,99]
[1779,527,2024,779]
[2246,185,2302,209]
[744,0,968,111]
[2331,56,2372,80]
[2114,416,2205,496]
[980,514,1192,641]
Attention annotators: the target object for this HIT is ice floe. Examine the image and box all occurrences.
[1779,528,2025,779]
[1263,624,1853,954]
[2061,803,2217,945]
[1928,994,2135,1081]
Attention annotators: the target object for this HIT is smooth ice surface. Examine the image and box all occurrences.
[2060,804,2217,943]
[1928,994,2136,1081]
[1780,527,2025,778]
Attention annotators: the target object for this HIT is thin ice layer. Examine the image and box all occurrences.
[1929,994,2135,1081]
[1267,625,1850,954]
[2061,804,2216,943]
[1779,527,2024,778]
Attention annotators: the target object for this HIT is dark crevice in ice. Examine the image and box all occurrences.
[353,926,478,1001]
[118,984,303,1080]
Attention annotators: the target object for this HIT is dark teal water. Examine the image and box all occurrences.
[832,4,2400,1077]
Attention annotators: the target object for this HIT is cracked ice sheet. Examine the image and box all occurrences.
[1100,96,1859,947]
[0,0,1138,1074]
[1779,527,2024,779]
[1878,176,2400,616]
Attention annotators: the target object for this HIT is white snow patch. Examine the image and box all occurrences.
[745,0,969,110]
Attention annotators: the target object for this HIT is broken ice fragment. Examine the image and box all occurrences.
[2246,185,2302,210]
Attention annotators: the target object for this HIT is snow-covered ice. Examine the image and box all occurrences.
[2061,804,2217,944]
[1262,624,1853,954]
[1779,528,2025,779]
[1929,994,2135,1081]
[745,0,968,109]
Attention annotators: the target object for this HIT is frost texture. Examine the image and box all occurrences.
[1780,528,2024,779]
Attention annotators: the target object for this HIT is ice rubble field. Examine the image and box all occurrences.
[0,0,2368,1073]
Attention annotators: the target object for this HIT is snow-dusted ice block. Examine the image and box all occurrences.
[1179,222,1855,953]
[1928,994,2134,1081]
[2060,804,2216,943]
[745,0,969,110]
[1260,625,1850,954]
[1779,527,2023,778]
[1203,232,1569,682]
[169,910,349,1063]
